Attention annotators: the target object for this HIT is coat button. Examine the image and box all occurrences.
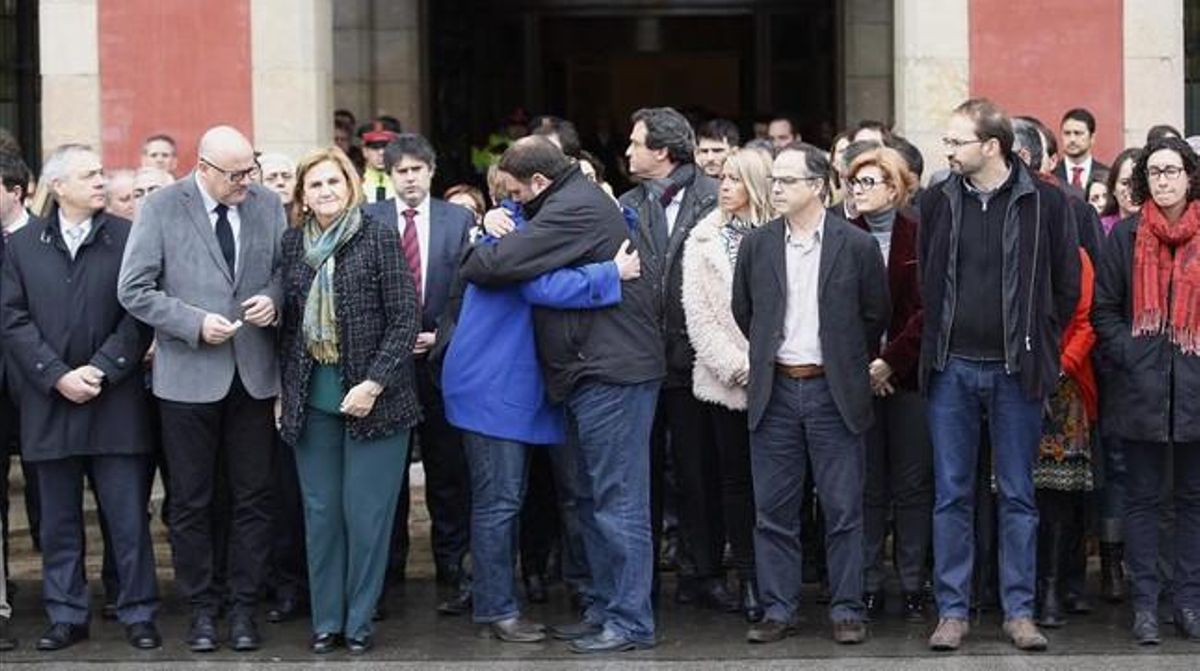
[35,362,44,370]
[116,357,127,367]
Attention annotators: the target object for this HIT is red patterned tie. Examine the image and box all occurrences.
[401,208,423,303]
[1071,166,1084,188]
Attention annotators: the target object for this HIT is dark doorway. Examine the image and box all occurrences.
[429,0,836,193]
[0,0,39,170]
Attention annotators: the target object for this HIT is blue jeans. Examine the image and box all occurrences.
[751,376,866,623]
[549,417,594,606]
[462,431,530,623]
[928,356,1042,620]
[564,380,660,643]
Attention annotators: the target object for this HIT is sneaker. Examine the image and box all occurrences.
[1003,617,1048,651]
[928,617,969,651]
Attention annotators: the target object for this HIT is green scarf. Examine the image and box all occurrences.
[302,207,362,364]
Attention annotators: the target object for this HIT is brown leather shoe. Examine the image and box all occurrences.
[1003,617,1048,651]
[928,617,969,651]
[832,619,866,644]
[746,619,796,643]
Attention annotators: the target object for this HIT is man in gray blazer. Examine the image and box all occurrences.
[118,126,285,653]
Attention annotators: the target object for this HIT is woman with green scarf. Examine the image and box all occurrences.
[278,147,420,655]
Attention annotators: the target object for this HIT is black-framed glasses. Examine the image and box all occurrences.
[941,137,983,150]
[200,157,258,183]
[847,176,888,191]
[1147,165,1185,180]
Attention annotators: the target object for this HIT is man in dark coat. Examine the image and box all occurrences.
[618,107,732,609]
[732,142,889,645]
[0,144,158,651]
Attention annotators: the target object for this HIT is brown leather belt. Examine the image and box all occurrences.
[775,363,825,379]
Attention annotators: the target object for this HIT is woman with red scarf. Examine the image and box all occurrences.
[1093,135,1200,645]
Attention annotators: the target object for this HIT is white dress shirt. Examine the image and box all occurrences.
[1061,155,1095,187]
[395,194,431,301]
[3,208,29,237]
[665,187,685,237]
[58,211,93,260]
[776,216,825,366]
[195,175,241,271]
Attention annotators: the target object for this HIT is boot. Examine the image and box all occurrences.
[1100,542,1126,603]
[740,578,764,623]
[1036,519,1067,628]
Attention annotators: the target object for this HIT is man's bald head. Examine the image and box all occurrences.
[196,125,257,205]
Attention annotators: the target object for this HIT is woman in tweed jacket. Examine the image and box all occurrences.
[278,147,419,655]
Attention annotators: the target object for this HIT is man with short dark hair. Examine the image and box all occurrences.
[365,132,475,613]
[733,141,889,645]
[461,135,664,653]
[921,99,1080,653]
[140,134,178,176]
[532,115,582,158]
[852,120,891,144]
[1054,108,1108,191]
[768,116,799,149]
[359,120,399,203]
[695,119,740,178]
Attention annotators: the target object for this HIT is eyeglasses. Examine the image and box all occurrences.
[200,157,258,183]
[941,137,983,150]
[1147,165,1185,181]
[770,175,821,187]
[847,176,888,191]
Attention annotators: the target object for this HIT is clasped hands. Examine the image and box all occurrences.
[202,295,275,345]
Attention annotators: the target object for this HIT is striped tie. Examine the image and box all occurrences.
[401,208,423,303]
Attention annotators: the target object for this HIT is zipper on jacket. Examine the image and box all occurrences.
[1023,189,1042,355]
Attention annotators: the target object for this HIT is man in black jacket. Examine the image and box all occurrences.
[618,107,732,610]
[919,99,1080,653]
[1,144,159,651]
[460,137,664,653]
[732,142,889,645]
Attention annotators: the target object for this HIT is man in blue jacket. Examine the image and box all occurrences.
[441,196,637,642]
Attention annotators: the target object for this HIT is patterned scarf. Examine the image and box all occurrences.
[1133,199,1200,355]
[302,207,363,364]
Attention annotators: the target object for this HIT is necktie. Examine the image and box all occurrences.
[64,225,86,258]
[401,208,423,302]
[214,203,236,274]
[1070,166,1084,188]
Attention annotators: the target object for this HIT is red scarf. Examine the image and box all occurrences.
[1133,200,1200,355]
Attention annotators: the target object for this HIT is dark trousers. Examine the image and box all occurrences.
[519,448,559,580]
[655,389,724,579]
[389,359,469,584]
[269,435,309,604]
[863,390,933,594]
[38,454,158,625]
[707,403,756,581]
[159,376,275,616]
[1123,440,1200,613]
[751,376,866,623]
[0,392,37,573]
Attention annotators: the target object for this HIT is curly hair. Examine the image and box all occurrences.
[1129,136,1200,207]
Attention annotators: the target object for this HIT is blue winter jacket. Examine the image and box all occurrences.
[442,202,623,445]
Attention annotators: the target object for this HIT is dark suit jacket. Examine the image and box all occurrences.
[363,197,473,332]
[1,208,153,461]
[732,214,890,434]
[1053,158,1110,197]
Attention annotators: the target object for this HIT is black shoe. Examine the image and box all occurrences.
[373,601,388,622]
[187,614,219,652]
[1036,578,1067,629]
[524,574,549,604]
[549,620,602,641]
[436,585,472,616]
[902,592,926,623]
[740,579,764,623]
[228,615,261,652]
[310,632,341,654]
[1133,611,1161,645]
[0,616,16,651]
[695,578,739,612]
[346,635,372,655]
[266,597,306,623]
[487,616,547,643]
[569,628,654,653]
[864,591,885,621]
[1063,592,1092,615]
[1175,608,1200,641]
[101,602,118,621]
[1099,542,1126,603]
[747,618,797,643]
[35,622,89,651]
[125,621,161,650]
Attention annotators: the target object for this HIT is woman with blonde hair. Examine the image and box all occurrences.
[681,147,774,622]
[843,146,929,623]
[278,146,420,654]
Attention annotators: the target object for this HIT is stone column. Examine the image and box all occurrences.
[893,0,970,182]
[251,0,334,160]
[333,0,424,133]
[1123,0,1185,148]
[843,0,894,129]
[38,0,101,153]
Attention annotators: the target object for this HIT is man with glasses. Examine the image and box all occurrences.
[919,99,1080,653]
[131,167,175,218]
[119,125,286,653]
[732,142,889,645]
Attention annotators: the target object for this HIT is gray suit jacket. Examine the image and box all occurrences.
[118,174,286,403]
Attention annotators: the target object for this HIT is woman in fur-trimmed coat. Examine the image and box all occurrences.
[681,147,774,623]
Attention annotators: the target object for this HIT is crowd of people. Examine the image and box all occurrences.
[0,97,1198,658]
